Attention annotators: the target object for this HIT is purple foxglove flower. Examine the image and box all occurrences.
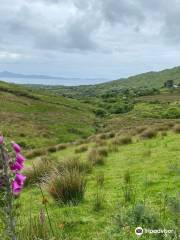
[12,180,22,195]
[16,154,25,164]
[12,142,21,153]
[0,136,3,144]
[15,173,26,186]
[10,162,24,171]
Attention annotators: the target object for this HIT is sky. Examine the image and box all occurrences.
[0,0,180,85]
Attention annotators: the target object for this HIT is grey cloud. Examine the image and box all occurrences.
[0,0,180,60]
[100,0,145,26]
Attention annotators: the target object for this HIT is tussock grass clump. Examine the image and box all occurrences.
[140,128,157,139]
[108,143,119,152]
[56,156,92,174]
[74,145,88,153]
[24,156,55,185]
[106,131,115,139]
[47,145,57,153]
[73,139,87,146]
[47,143,68,153]
[155,124,169,131]
[160,131,167,137]
[135,126,148,134]
[48,169,86,204]
[173,124,180,133]
[56,143,68,151]
[26,148,46,159]
[94,138,107,147]
[97,133,107,140]
[112,136,132,145]
[97,146,108,157]
[88,147,108,165]
[166,121,175,128]
[18,213,51,240]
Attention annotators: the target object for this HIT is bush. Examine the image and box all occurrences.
[48,169,86,204]
[140,128,157,139]
[24,156,55,185]
[74,145,88,153]
[110,102,134,114]
[173,124,180,133]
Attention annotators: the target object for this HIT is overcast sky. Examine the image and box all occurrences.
[0,0,180,85]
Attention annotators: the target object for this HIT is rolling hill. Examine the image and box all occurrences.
[0,81,96,150]
[42,66,180,98]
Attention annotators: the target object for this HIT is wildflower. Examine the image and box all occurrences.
[12,173,26,195]
[16,153,25,165]
[12,142,21,153]
[10,162,24,171]
[0,135,3,145]
[14,173,26,186]
[12,180,22,195]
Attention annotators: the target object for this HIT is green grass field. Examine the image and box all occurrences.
[0,67,180,239]
[13,129,179,240]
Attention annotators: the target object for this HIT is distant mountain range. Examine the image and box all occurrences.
[0,71,108,82]
[0,71,74,80]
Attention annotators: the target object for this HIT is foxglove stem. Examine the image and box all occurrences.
[0,145,16,240]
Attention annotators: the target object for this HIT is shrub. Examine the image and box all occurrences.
[24,156,54,185]
[140,128,157,139]
[173,124,180,133]
[74,145,88,153]
[48,169,86,204]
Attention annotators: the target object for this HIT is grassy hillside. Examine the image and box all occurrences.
[0,68,180,240]
[9,125,180,239]
[0,81,96,150]
[43,66,180,98]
